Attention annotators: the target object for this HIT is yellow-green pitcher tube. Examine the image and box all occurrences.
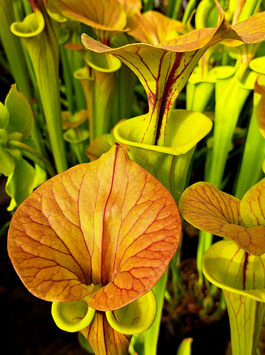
[0,0,32,102]
[235,74,265,199]
[224,291,265,355]
[202,240,265,355]
[111,64,136,126]
[207,64,251,188]
[198,63,253,288]
[0,0,47,158]
[85,52,121,141]
[114,109,212,354]
[234,105,265,199]
[11,7,67,173]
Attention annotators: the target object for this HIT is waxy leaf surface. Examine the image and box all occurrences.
[114,110,212,201]
[114,0,141,29]
[0,146,15,176]
[202,240,265,301]
[86,134,116,161]
[82,25,222,145]
[46,0,127,32]
[8,145,181,310]
[129,11,184,45]
[46,0,141,43]
[114,110,212,153]
[11,7,68,173]
[203,235,265,355]
[0,102,9,129]
[5,85,33,138]
[82,9,265,145]
[231,13,265,43]
[240,178,265,227]
[61,110,88,130]
[179,182,242,227]
[5,157,44,211]
[105,290,156,335]
[179,181,265,255]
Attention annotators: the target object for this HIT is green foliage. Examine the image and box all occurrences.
[1,0,265,354]
[0,85,46,210]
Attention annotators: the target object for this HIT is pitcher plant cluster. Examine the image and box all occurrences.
[1,0,265,354]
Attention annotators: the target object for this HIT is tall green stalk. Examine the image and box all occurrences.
[0,0,46,156]
[203,241,265,355]
[208,64,250,188]
[112,64,136,125]
[60,45,74,114]
[142,271,168,355]
[198,62,252,275]
[0,0,30,98]
[235,109,265,199]
[11,7,68,173]
[182,0,197,24]
[143,0,155,12]
[238,0,261,21]
[235,75,265,198]
[167,0,182,20]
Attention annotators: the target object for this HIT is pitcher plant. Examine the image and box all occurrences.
[2,0,265,354]
[8,144,181,354]
[179,178,265,355]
